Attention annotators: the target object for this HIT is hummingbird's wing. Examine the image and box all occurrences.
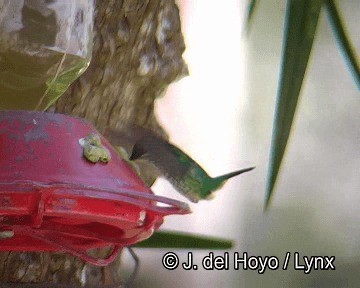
[103,126,151,153]
[104,126,190,179]
[131,135,191,180]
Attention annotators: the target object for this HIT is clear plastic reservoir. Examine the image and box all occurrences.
[0,0,94,110]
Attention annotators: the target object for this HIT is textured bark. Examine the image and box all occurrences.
[56,0,187,130]
[0,0,187,286]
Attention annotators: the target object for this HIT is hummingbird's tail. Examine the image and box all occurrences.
[214,166,255,183]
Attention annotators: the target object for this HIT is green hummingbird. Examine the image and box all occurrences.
[105,127,254,203]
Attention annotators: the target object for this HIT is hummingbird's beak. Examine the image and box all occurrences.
[214,166,255,182]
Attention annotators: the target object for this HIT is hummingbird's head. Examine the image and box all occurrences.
[199,177,227,200]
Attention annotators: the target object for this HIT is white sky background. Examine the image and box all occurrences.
[154,0,250,236]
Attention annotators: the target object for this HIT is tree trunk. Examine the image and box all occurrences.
[0,0,187,286]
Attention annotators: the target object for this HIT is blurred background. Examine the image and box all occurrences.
[127,0,359,287]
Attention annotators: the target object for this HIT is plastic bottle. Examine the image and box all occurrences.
[0,0,94,110]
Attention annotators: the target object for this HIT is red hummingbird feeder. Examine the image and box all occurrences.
[0,111,190,266]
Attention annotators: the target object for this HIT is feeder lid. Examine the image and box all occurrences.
[0,111,190,265]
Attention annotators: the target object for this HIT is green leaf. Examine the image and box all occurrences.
[42,58,90,110]
[324,0,360,88]
[133,231,233,249]
[265,0,322,209]
[245,0,258,33]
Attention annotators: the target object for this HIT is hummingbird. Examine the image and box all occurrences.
[105,126,254,203]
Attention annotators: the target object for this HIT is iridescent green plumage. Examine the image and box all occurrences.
[129,134,254,203]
